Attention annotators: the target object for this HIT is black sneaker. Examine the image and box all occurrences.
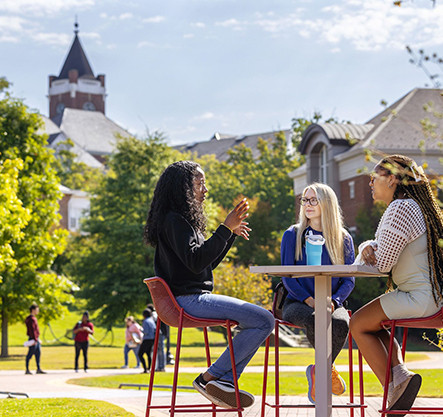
[192,374,223,406]
[25,370,32,375]
[36,369,47,374]
[206,379,255,409]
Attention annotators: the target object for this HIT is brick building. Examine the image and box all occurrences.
[40,23,130,232]
[290,88,443,235]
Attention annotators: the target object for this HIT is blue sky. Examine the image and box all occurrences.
[1,0,443,145]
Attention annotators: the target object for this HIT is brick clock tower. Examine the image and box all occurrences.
[48,22,106,119]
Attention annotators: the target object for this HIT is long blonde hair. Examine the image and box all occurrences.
[295,183,347,264]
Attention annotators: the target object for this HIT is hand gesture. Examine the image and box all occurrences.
[223,199,250,237]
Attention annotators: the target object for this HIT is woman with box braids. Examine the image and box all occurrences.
[350,154,443,417]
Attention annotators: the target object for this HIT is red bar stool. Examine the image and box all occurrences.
[379,307,443,416]
[143,277,243,417]
[261,283,366,417]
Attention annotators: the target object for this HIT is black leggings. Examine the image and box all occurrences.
[138,339,155,372]
[282,298,350,363]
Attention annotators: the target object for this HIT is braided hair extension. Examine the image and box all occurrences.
[144,161,206,247]
[377,154,443,304]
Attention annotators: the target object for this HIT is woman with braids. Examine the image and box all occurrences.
[144,160,274,409]
[350,154,443,416]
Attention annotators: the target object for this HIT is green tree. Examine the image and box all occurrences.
[52,138,104,192]
[0,79,71,357]
[65,134,182,329]
[226,131,302,265]
[0,158,30,279]
[213,262,272,308]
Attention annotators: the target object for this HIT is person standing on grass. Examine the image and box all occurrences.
[122,316,143,369]
[25,303,46,375]
[146,303,167,372]
[138,308,156,373]
[73,311,94,373]
[280,182,355,404]
[144,160,274,409]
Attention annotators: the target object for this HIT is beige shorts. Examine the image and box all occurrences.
[379,288,441,320]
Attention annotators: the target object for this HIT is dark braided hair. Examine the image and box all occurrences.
[144,161,206,247]
[377,154,443,305]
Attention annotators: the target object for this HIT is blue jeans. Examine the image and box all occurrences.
[124,343,140,366]
[156,334,166,370]
[25,341,41,371]
[176,293,274,382]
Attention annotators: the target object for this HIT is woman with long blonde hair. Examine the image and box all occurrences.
[281,183,355,404]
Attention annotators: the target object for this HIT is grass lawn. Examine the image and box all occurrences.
[0,398,135,416]
[0,342,429,371]
[3,309,441,399]
[1,317,430,370]
[67,368,443,398]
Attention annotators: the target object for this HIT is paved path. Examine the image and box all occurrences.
[1,351,442,416]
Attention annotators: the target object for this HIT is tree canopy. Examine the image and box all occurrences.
[63,134,183,328]
[0,79,72,357]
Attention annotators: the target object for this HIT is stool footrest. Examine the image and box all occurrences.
[146,403,244,413]
[379,408,443,415]
[265,402,367,409]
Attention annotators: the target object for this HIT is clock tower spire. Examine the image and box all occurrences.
[48,21,106,119]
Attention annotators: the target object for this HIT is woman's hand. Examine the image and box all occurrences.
[361,244,377,266]
[224,198,249,232]
[304,296,315,309]
[233,221,252,240]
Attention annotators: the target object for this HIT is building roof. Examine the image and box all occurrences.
[299,123,373,153]
[358,88,443,152]
[53,108,130,157]
[177,129,292,161]
[299,88,443,159]
[57,33,95,80]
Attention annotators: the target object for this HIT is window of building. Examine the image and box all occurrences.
[69,217,77,230]
[349,181,355,199]
[349,226,357,240]
[319,145,327,182]
[83,101,96,111]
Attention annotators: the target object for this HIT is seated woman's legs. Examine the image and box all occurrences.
[283,298,349,400]
[283,298,350,361]
[350,296,423,416]
[349,297,399,386]
[177,292,274,408]
[177,292,274,382]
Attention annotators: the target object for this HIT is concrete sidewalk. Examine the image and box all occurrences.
[0,351,442,416]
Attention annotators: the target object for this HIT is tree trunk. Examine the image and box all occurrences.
[0,298,8,357]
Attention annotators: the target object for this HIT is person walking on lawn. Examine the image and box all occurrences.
[138,308,156,373]
[25,303,46,375]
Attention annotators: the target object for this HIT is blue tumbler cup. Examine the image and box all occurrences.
[306,233,325,266]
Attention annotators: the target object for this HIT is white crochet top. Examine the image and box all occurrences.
[356,199,426,273]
